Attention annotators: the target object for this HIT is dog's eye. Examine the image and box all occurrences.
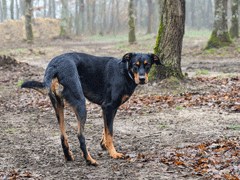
[134,64,139,68]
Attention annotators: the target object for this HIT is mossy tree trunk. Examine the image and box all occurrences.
[152,0,185,80]
[229,0,239,39]
[25,0,34,42]
[60,0,68,36]
[205,0,233,49]
[128,0,136,43]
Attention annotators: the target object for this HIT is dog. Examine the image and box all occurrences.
[21,52,164,166]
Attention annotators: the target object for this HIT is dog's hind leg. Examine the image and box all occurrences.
[49,79,74,161]
[60,77,98,166]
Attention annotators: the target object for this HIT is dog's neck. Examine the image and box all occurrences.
[126,61,134,81]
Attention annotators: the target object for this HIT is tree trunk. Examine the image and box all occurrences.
[60,0,68,36]
[10,0,14,19]
[15,0,20,19]
[108,0,115,34]
[44,0,46,17]
[0,1,3,22]
[25,0,34,42]
[153,0,185,79]
[80,0,84,33]
[229,0,239,39]
[48,0,52,17]
[91,0,96,34]
[2,0,7,21]
[205,0,233,49]
[75,0,80,35]
[128,0,136,43]
[52,0,56,18]
[147,0,153,34]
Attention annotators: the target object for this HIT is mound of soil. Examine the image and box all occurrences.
[0,55,18,66]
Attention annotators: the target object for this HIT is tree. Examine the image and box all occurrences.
[147,0,153,34]
[25,0,34,42]
[205,0,232,49]
[2,0,7,21]
[10,0,14,19]
[60,0,68,36]
[153,0,185,79]
[128,0,136,43]
[229,0,239,39]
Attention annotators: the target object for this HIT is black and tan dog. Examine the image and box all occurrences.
[21,52,164,166]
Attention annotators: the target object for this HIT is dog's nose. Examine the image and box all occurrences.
[139,76,145,84]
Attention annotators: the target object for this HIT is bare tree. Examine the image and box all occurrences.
[147,0,153,34]
[153,0,185,79]
[25,0,34,42]
[2,0,6,21]
[229,0,239,39]
[15,0,20,19]
[52,0,56,18]
[60,0,68,36]
[128,0,136,43]
[10,0,14,19]
[205,0,232,49]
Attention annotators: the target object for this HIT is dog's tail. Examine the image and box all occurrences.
[21,81,50,95]
[21,67,57,95]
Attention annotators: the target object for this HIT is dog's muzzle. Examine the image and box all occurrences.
[139,76,146,84]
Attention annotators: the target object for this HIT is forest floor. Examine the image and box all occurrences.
[0,34,240,179]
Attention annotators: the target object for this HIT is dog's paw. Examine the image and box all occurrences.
[86,159,99,166]
[64,151,74,161]
[110,152,124,159]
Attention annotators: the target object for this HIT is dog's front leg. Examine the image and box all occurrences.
[101,103,123,159]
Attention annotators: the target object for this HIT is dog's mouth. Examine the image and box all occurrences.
[139,81,146,84]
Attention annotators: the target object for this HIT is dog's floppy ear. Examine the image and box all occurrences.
[122,52,135,62]
[149,53,164,66]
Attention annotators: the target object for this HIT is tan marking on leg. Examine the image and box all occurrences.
[73,107,98,165]
[145,73,149,83]
[102,110,123,159]
[57,103,74,161]
[104,128,123,159]
[100,127,107,150]
[121,95,130,104]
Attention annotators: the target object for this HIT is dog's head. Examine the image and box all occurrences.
[122,53,164,84]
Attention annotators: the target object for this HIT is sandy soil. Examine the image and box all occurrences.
[0,37,239,179]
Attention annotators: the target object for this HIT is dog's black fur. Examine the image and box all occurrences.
[21,52,164,166]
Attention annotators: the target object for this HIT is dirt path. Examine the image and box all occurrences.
[0,38,239,179]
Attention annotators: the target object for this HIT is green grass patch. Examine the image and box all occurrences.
[195,70,209,75]
[0,49,10,54]
[184,29,211,38]
[86,34,155,42]
[157,125,169,129]
[5,128,18,134]
[228,124,240,130]
[17,80,24,87]
[176,106,183,110]
[17,49,23,54]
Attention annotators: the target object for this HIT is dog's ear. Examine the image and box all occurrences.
[122,52,135,62]
[149,53,164,66]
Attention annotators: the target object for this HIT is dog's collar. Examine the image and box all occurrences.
[126,61,134,81]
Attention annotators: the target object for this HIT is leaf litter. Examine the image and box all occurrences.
[0,57,240,179]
